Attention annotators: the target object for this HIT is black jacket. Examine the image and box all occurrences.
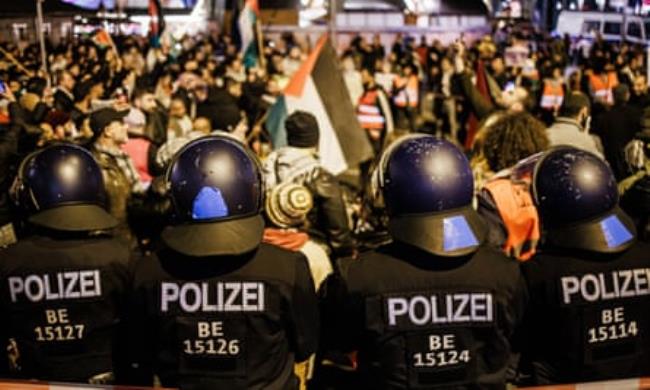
[520,243,650,384]
[0,233,131,383]
[594,104,642,180]
[53,89,75,114]
[305,169,357,257]
[621,175,650,239]
[322,242,527,389]
[145,106,170,147]
[125,243,319,390]
[263,150,357,257]
[456,70,498,121]
[630,93,650,111]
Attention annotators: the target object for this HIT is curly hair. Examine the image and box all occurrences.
[482,112,550,173]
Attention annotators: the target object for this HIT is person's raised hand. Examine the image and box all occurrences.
[453,41,466,74]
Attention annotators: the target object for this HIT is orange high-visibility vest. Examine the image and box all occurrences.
[393,75,419,108]
[589,71,618,105]
[483,179,540,261]
[357,90,385,140]
[540,79,564,110]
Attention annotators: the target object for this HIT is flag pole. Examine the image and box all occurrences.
[0,47,34,78]
[255,18,266,69]
[36,0,49,85]
[329,0,337,47]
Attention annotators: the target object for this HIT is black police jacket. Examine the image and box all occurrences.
[520,243,650,385]
[0,233,131,383]
[0,103,24,228]
[321,242,527,389]
[125,243,319,390]
[621,175,650,239]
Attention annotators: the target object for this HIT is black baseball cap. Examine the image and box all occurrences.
[89,108,129,137]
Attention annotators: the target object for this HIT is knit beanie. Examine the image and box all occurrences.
[285,111,319,148]
[265,182,314,228]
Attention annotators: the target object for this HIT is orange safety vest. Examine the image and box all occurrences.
[540,79,564,110]
[483,179,540,261]
[357,90,385,140]
[393,75,419,108]
[589,71,618,105]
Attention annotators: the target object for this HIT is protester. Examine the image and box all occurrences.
[90,107,144,244]
[546,91,603,157]
[53,70,76,113]
[166,96,193,140]
[630,74,650,109]
[263,111,356,257]
[473,112,549,189]
[134,88,168,147]
[263,181,332,290]
[121,108,155,187]
[594,84,642,180]
[357,68,393,154]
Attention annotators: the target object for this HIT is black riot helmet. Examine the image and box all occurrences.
[373,134,486,257]
[13,143,117,231]
[162,134,265,256]
[512,146,636,253]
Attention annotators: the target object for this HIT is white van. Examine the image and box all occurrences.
[555,11,650,44]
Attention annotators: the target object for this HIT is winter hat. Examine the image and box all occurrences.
[265,182,313,228]
[285,111,319,148]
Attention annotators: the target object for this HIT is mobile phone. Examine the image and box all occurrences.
[0,81,6,94]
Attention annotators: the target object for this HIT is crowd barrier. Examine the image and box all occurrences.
[0,381,174,390]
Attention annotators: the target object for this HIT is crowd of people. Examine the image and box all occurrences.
[1,19,650,389]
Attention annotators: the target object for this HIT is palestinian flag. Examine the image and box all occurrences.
[266,35,374,175]
[237,0,260,68]
[148,0,166,47]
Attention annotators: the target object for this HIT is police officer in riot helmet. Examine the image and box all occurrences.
[0,143,131,384]
[320,135,527,389]
[518,147,650,384]
[126,135,319,389]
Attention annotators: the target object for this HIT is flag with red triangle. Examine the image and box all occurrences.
[266,35,373,174]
